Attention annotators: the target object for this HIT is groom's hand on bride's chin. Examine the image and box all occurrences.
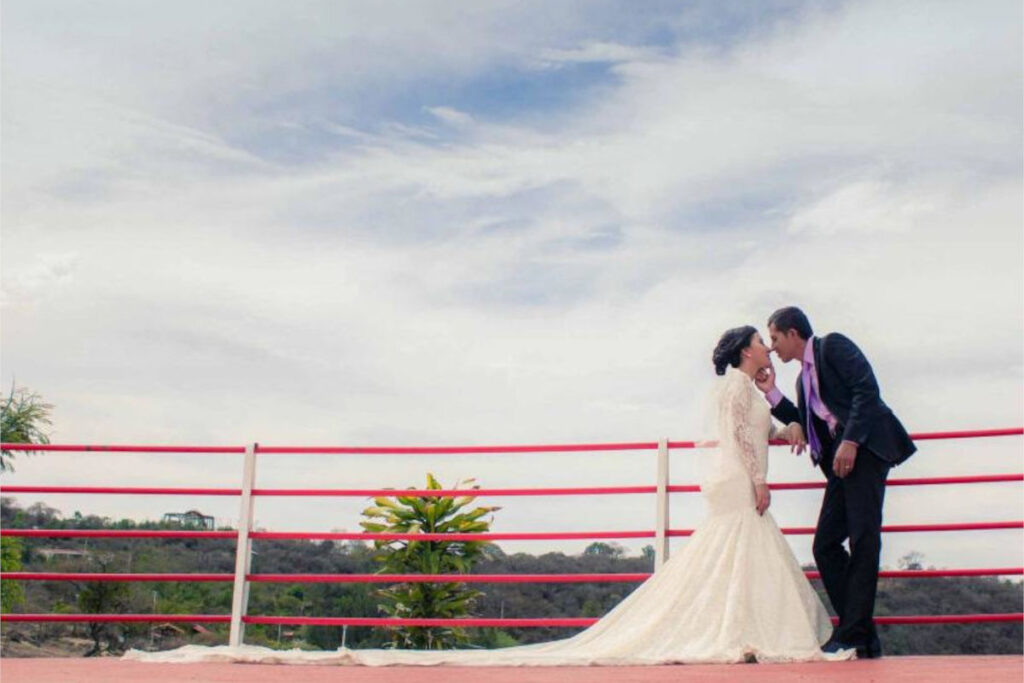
[754,365,775,393]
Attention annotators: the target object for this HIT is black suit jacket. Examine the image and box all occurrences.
[770,333,916,465]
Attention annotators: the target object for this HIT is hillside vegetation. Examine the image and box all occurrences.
[1,498,1020,657]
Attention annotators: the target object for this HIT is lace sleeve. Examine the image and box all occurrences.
[723,376,766,485]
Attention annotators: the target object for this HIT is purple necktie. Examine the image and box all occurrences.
[803,362,823,465]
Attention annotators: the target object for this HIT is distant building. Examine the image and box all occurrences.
[161,509,215,530]
[36,548,91,561]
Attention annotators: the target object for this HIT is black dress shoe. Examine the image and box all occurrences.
[822,637,882,659]
[857,635,883,659]
[820,639,857,655]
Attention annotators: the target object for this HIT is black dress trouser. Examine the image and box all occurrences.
[813,432,890,646]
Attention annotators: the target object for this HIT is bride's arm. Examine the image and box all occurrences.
[725,381,766,486]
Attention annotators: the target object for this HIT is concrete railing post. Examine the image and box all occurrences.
[654,438,670,570]
[228,443,257,648]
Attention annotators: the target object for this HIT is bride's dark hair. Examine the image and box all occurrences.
[712,326,758,376]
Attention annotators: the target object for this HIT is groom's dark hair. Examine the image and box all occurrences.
[768,307,813,340]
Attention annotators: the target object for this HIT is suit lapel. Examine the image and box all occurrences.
[812,336,837,416]
[813,337,824,385]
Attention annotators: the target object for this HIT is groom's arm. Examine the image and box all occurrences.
[767,391,801,426]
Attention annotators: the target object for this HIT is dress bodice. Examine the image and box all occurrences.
[704,367,778,514]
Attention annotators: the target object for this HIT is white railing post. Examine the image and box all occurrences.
[654,438,670,570]
[229,442,258,648]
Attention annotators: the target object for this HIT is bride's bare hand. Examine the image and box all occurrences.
[786,423,807,455]
[754,483,771,515]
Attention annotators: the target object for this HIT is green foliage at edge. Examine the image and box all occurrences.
[1,536,26,612]
[0,383,53,474]
[359,473,500,649]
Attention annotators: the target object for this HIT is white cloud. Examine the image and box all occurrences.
[1,252,80,306]
[786,179,938,236]
[535,41,666,66]
[426,106,476,128]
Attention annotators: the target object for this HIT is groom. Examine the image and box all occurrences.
[754,307,916,659]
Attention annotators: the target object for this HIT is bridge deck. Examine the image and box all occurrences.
[1,656,1020,682]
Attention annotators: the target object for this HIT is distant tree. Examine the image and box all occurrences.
[899,552,925,570]
[641,545,656,564]
[360,473,499,649]
[25,502,61,527]
[0,383,53,473]
[75,555,132,656]
[583,542,625,558]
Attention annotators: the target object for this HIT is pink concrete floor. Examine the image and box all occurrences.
[1,656,1021,683]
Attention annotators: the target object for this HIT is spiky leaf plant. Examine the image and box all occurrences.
[360,473,499,649]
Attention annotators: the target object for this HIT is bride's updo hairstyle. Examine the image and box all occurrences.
[712,325,758,376]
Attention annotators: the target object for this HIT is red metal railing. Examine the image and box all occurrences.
[4,567,1022,584]
[5,521,1021,542]
[1,427,1021,634]
[4,473,1020,497]
[5,614,1020,627]
[1,427,1018,456]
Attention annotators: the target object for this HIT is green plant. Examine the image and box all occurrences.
[360,473,499,649]
[0,537,26,612]
[0,383,53,473]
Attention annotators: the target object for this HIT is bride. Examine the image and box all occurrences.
[127,326,854,666]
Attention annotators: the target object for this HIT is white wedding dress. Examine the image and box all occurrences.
[125,367,850,666]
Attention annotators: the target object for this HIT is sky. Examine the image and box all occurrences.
[1,0,1022,573]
